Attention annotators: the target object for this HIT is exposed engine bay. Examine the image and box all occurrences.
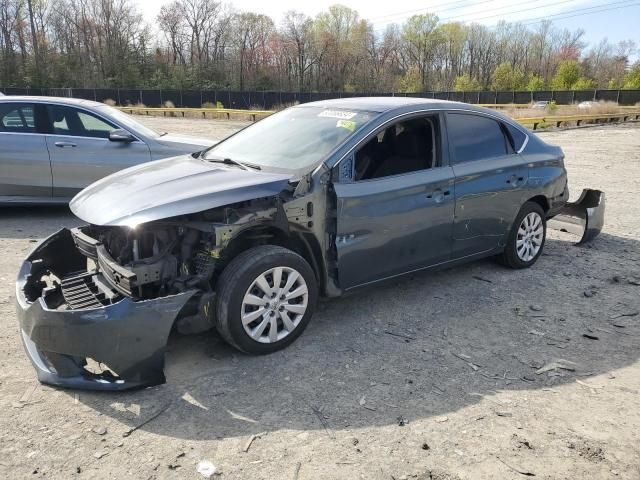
[27,191,313,339]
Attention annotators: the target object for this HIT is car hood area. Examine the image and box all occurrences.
[155,134,217,150]
[69,154,292,226]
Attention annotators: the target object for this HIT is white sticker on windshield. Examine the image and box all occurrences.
[318,110,357,119]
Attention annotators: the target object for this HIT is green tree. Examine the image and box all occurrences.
[397,66,423,93]
[572,77,597,90]
[551,60,581,90]
[454,74,481,91]
[622,62,640,89]
[401,14,441,90]
[491,62,524,91]
[527,74,545,91]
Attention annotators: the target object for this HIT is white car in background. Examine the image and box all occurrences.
[0,96,217,204]
[577,101,597,109]
[531,100,550,109]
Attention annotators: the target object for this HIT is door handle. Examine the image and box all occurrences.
[55,141,77,148]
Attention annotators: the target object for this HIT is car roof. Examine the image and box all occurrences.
[296,96,491,114]
[0,95,105,108]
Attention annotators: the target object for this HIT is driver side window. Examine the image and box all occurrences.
[46,105,116,139]
[354,115,439,181]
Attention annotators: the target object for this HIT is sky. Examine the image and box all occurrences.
[137,0,640,54]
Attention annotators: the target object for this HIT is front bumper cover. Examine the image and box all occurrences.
[16,228,195,391]
[548,189,605,244]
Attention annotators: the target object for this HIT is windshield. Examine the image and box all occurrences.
[203,106,376,171]
[97,105,162,138]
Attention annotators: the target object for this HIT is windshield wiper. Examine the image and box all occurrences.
[206,156,261,170]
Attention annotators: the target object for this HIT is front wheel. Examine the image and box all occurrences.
[215,245,318,354]
[500,201,546,269]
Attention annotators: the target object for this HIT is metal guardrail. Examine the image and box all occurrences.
[119,106,640,130]
[118,106,272,121]
[517,112,640,130]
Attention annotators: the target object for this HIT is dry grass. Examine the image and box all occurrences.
[507,101,625,119]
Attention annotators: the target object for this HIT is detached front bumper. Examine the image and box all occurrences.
[548,189,605,244]
[16,229,195,391]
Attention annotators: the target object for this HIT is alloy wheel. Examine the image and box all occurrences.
[516,211,544,262]
[241,266,309,343]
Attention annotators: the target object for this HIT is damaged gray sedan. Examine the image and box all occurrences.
[16,98,605,390]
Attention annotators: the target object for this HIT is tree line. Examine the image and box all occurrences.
[1,0,639,93]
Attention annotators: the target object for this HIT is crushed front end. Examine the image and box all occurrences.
[15,220,227,390]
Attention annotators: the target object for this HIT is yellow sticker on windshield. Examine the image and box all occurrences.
[336,119,356,132]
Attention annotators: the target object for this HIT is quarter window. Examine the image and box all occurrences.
[447,113,508,164]
[0,103,36,133]
[46,105,116,139]
[504,122,527,152]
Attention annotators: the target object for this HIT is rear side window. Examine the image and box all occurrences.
[0,103,36,133]
[504,123,527,152]
[446,113,508,164]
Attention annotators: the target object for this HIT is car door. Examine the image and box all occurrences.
[333,114,455,289]
[44,104,151,197]
[0,102,52,199]
[445,111,529,259]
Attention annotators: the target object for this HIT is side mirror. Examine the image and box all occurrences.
[109,129,134,143]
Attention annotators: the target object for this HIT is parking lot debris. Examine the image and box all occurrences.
[93,451,109,459]
[582,333,599,340]
[535,359,577,375]
[290,462,302,480]
[397,415,408,426]
[243,432,266,453]
[583,289,596,298]
[383,330,416,341]
[609,310,639,319]
[496,456,535,476]
[91,426,107,436]
[421,442,430,450]
[495,411,513,417]
[168,452,185,470]
[451,352,481,371]
[513,435,534,450]
[435,416,449,423]
[472,275,493,283]
[197,460,221,478]
[530,304,544,312]
[122,403,171,437]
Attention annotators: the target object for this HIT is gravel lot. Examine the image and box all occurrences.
[1,118,639,480]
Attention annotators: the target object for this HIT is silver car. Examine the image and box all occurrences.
[0,96,216,204]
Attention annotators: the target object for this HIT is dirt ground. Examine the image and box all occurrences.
[1,118,639,480]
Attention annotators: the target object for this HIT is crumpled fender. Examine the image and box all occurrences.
[548,189,605,244]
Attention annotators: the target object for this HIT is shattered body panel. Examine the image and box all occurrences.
[15,98,606,391]
[548,189,605,244]
[16,229,195,390]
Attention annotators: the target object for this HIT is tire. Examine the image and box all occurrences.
[215,245,318,354]
[499,201,547,269]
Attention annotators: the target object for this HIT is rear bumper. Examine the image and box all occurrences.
[548,189,605,244]
[16,228,195,391]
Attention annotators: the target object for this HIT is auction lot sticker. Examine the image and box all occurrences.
[318,110,358,119]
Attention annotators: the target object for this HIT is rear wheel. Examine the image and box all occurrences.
[215,245,318,354]
[500,201,546,269]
